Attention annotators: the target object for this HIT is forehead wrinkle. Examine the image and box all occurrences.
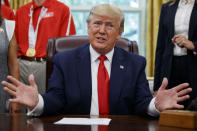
[91,15,120,25]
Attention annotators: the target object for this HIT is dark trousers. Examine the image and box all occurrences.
[168,55,191,108]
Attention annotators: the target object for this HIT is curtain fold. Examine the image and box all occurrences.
[146,0,170,77]
[10,0,31,10]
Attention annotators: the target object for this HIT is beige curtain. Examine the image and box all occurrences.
[10,0,31,10]
[146,0,170,77]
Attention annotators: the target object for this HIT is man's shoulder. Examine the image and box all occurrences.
[54,44,89,60]
[115,46,145,62]
[16,2,32,14]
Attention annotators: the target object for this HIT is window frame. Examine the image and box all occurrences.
[59,0,147,56]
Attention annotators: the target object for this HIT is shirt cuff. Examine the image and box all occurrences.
[27,94,44,116]
[147,97,160,117]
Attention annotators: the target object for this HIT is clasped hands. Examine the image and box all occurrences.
[172,34,195,51]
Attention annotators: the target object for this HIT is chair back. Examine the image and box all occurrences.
[46,35,138,86]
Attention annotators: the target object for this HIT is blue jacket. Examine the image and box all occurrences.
[42,44,153,116]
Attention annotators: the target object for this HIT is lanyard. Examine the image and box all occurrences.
[28,6,48,48]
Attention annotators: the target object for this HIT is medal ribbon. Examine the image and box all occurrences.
[28,6,48,49]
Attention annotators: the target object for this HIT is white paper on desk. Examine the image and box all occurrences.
[54,118,111,125]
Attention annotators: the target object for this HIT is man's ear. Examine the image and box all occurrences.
[87,24,90,35]
[116,35,121,40]
[116,29,123,40]
[116,31,122,40]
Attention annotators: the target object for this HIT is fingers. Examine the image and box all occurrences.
[172,35,187,47]
[3,87,16,97]
[1,81,17,92]
[172,35,179,42]
[175,83,189,92]
[172,34,183,42]
[28,74,37,88]
[178,87,192,97]
[172,35,185,41]
[177,95,190,103]
[175,38,185,44]
[7,75,22,87]
[173,104,184,109]
[159,77,168,91]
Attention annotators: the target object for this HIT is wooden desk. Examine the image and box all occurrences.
[0,113,195,131]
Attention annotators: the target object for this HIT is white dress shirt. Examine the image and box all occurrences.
[174,0,194,56]
[28,44,159,117]
[89,44,113,115]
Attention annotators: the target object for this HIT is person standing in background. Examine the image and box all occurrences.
[154,0,197,108]
[10,0,76,94]
[0,0,20,113]
[1,4,15,20]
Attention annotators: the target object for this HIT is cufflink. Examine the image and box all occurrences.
[120,65,124,69]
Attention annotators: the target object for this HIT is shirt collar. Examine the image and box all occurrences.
[89,44,114,63]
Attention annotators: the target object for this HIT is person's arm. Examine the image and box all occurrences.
[8,34,20,80]
[8,34,21,114]
[59,7,76,36]
[153,4,167,91]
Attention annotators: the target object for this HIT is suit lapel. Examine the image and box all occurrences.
[76,44,92,114]
[109,47,127,113]
[168,1,179,38]
[189,3,197,39]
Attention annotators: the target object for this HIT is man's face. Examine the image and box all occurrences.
[87,14,122,55]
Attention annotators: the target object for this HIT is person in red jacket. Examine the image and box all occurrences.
[1,4,15,20]
[9,0,76,95]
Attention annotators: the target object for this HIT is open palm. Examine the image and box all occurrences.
[155,78,192,111]
[2,74,39,110]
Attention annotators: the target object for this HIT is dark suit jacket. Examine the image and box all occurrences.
[154,0,197,102]
[42,44,153,116]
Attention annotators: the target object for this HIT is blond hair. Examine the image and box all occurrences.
[87,4,124,33]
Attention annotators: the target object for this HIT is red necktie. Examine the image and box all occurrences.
[97,55,110,115]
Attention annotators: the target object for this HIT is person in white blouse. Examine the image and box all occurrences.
[154,0,197,109]
[0,1,20,113]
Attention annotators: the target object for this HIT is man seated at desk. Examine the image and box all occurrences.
[2,4,192,117]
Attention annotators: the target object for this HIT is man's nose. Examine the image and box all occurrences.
[99,24,106,33]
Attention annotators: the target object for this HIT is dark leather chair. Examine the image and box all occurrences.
[46,35,138,87]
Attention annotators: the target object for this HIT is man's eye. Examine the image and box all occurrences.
[94,22,101,25]
[106,24,114,29]
[109,24,114,27]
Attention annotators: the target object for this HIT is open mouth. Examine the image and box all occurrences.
[97,37,106,41]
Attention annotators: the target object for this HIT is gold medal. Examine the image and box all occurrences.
[26,48,36,57]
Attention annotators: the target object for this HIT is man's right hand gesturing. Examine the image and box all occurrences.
[1,74,39,110]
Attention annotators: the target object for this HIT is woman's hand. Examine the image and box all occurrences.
[172,35,195,51]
